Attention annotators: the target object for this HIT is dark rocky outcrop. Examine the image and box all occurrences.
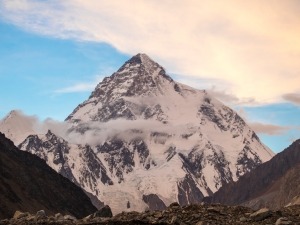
[81,205,113,221]
[142,194,166,211]
[177,174,204,206]
[205,139,300,210]
[0,132,96,219]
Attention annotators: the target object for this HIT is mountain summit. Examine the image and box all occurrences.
[5,53,274,214]
[67,53,177,122]
[90,53,175,98]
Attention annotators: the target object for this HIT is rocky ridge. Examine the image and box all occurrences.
[205,139,300,210]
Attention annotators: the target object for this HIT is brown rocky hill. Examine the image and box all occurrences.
[205,139,300,210]
[0,132,97,219]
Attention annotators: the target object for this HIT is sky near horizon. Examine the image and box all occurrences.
[0,0,300,152]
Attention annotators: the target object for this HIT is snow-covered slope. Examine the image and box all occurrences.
[6,53,274,214]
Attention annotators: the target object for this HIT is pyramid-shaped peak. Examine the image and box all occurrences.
[137,53,157,65]
[129,53,155,64]
[3,110,23,121]
[120,53,163,73]
[67,53,176,120]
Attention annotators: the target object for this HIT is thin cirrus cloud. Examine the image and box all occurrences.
[54,82,96,94]
[207,89,257,106]
[54,76,102,94]
[282,93,300,106]
[249,122,290,136]
[1,0,300,104]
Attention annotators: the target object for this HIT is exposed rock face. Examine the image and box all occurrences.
[177,174,204,206]
[205,140,300,210]
[0,132,96,220]
[2,204,300,225]
[4,53,274,214]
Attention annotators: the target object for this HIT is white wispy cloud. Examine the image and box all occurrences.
[175,76,258,106]
[1,0,300,104]
[249,122,290,136]
[54,76,102,93]
[55,82,96,93]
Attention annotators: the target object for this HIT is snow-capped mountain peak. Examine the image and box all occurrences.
[66,53,180,122]
[91,53,174,99]
[118,53,166,77]
[3,54,275,214]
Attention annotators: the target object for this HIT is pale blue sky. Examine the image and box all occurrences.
[0,20,129,120]
[0,1,300,153]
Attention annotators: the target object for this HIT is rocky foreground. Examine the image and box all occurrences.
[1,203,300,225]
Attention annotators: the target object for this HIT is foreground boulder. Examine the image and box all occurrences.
[12,211,29,220]
[249,208,271,221]
[35,210,47,220]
